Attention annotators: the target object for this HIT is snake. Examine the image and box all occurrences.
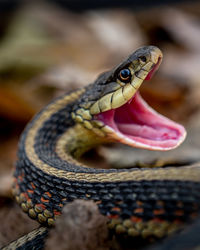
[5,46,200,249]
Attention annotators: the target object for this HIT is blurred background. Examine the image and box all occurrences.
[1,0,200,247]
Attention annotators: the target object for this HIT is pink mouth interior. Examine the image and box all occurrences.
[95,62,186,150]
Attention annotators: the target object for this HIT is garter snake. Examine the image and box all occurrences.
[6,46,200,249]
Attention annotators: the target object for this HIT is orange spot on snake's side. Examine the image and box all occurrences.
[111,207,121,212]
[18,175,23,182]
[131,216,142,223]
[41,197,49,203]
[108,214,119,219]
[45,192,52,198]
[134,208,144,214]
[153,209,165,215]
[31,182,36,189]
[36,203,46,210]
[54,210,61,216]
[27,189,34,194]
[24,193,29,200]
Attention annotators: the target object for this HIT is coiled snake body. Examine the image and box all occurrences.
[7,46,200,249]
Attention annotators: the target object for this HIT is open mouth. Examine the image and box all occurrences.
[95,61,186,150]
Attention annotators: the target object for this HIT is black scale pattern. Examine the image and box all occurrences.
[15,158,200,224]
[14,93,200,225]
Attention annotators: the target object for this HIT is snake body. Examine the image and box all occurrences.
[9,46,200,248]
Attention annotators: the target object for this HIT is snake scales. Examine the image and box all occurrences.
[4,46,200,249]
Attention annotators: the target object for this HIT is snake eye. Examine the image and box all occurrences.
[118,68,131,82]
[139,56,147,64]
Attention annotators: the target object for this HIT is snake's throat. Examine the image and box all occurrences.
[95,92,186,150]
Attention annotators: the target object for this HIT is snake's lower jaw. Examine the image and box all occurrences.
[95,91,186,151]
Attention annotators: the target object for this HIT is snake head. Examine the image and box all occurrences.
[72,46,186,151]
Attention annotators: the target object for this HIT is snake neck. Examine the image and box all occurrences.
[58,123,108,159]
